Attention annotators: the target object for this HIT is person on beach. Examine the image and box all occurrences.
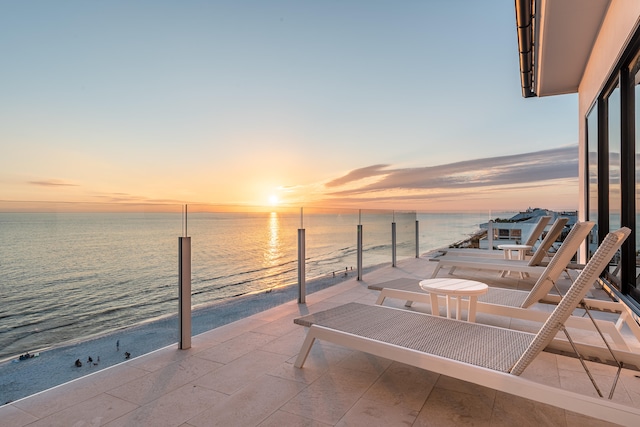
[124,352,131,359]
[75,359,82,367]
[116,340,119,351]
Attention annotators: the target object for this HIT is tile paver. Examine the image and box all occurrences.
[1,256,639,426]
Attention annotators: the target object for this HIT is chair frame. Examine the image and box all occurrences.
[294,228,640,426]
[429,217,569,278]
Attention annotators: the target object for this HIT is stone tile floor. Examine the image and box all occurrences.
[1,256,640,426]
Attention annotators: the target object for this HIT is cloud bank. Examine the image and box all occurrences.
[313,145,579,210]
[325,145,577,195]
[28,179,79,187]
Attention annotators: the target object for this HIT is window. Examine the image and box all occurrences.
[608,85,621,232]
[633,54,640,291]
[586,104,598,258]
[494,228,522,242]
[589,29,640,301]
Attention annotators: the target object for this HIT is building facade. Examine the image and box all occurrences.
[516,0,640,309]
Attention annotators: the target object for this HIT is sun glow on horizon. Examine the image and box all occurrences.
[268,195,279,206]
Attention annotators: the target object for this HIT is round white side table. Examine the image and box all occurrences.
[419,278,488,322]
[498,244,533,278]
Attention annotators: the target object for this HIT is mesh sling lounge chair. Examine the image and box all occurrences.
[443,215,552,258]
[370,222,640,354]
[429,217,569,278]
[294,228,640,426]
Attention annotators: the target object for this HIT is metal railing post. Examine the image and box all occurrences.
[178,205,191,349]
[298,208,306,303]
[298,230,306,303]
[415,219,420,258]
[357,210,363,280]
[488,220,494,250]
[391,221,397,267]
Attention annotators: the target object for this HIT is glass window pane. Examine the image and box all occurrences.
[609,86,621,233]
[586,104,598,259]
[607,84,621,282]
[635,65,640,289]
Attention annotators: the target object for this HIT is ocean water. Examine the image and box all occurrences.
[0,210,509,361]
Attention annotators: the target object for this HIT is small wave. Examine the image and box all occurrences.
[194,259,297,284]
[192,265,298,298]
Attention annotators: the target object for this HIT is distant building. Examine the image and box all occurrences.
[478,208,575,249]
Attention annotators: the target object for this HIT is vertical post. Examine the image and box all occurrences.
[415,219,420,258]
[487,220,494,251]
[179,235,191,350]
[357,210,363,281]
[391,221,397,267]
[298,208,306,303]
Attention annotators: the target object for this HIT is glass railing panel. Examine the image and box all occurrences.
[417,210,519,255]
[0,201,182,362]
[186,205,301,312]
[359,209,394,268]
[302,207,359,281]
[394,210,418,260]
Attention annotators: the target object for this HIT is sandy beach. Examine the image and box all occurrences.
[0,267,374,406]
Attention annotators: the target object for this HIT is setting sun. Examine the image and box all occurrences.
[268,195,279,206]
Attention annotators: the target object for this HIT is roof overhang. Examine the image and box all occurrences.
[516,0,610,98]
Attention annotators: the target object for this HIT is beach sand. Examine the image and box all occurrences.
[0,267,372,405]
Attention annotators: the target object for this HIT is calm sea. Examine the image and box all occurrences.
[0,210,510,361]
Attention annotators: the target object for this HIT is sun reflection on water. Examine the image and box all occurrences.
[264,211,280,267]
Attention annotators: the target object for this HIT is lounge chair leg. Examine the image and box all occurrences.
[447,295,454,319]
[467,296,478,322]
[404,300,414,307]
[294,330,317,368]
[430,293,440,316]
[431,265,442,278]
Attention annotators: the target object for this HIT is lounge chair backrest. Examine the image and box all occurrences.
[520,221,595,308]
[527,217,569,266]
[510,227,630,375]
[523,216,552,247]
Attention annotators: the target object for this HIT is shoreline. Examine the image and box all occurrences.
[0,264,379,405]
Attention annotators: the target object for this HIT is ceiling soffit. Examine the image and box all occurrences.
[534,0,610,97]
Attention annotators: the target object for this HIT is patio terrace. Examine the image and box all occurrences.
[1,255,639,427]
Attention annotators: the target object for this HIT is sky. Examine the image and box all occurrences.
[0,1,580,212]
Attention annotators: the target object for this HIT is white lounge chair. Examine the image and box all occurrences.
[444,215,552,257]
[430,217,569,278]
[370,223,640,354]
[294,228,640,426]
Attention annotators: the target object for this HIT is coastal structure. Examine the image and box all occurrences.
[447,208,576,250]
[516,1,640,314]
[478,208,575,249]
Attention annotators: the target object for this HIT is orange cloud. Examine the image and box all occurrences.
[28,179,79,187]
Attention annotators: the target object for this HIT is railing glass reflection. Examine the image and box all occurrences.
[1,203,508,364]
[0,201,182,362]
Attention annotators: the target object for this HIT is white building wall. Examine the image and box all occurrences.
[577,2,640,224]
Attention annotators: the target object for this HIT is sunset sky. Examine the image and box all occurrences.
[0,1,579,212]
